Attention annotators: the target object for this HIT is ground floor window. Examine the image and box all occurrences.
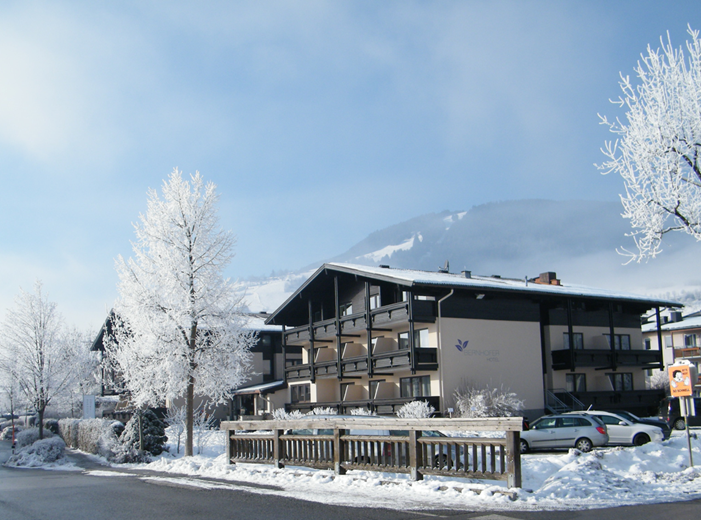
[607,372,633,391]
[400,375,431,398]
[291,384,310,403]
[566,373,587,393]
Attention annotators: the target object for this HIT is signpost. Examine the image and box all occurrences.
[668,361,698,467]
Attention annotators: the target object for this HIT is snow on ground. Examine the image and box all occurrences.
[112,428,701,512]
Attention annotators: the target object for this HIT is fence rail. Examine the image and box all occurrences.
[221,417,522,488]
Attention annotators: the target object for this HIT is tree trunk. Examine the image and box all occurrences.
[185,375,194,457]
[38,407,45,440]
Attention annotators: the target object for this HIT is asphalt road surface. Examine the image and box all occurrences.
[1,440,699,520]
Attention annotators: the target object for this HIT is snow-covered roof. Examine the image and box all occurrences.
[244,313,283,332]
[642,315,701,333]
[232,380,285,395]
[324,263,679,305]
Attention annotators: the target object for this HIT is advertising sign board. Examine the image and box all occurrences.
[669,364,695,397]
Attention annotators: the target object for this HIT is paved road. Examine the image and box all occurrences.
[1,440,699,520]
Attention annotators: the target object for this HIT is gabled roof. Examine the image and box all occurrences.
[265,263,681,325]
[642,315,701,333]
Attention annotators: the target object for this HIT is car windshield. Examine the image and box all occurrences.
[614,411,639,422]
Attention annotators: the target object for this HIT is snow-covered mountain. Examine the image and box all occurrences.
[239,200,701,314]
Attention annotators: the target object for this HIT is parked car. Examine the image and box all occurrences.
[658,397,701,430]
[520,414,608,454]
[606,410,671,440]
[570,411,664,446]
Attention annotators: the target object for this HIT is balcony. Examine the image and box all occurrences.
[551,349,662,370]
[674,347,701,361]
[283,300,438,345]
[555,389,666,416]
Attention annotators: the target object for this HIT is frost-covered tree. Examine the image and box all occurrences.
[165,405,187,454]
[0,282,74,439]
[59,328,99,417]
[108,169,255,456]
[598,26,701,261]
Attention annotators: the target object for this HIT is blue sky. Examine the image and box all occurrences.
[1,1,700,330]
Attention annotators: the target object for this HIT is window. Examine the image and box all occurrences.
[368,293,380,310]
[369,379,385,399]
[685,334,697,347]
[398,328,429,350]
[400,375,431,398]
[341,383,354,401]
[563,332,583,349]
[644,338,651,350]
[566,373,586,393]
[290,384,310,403]
[607,373,633,391]
[664,335,674,348]
[286,358,303,367]
[604,334,631,350]
[340,302,353,316]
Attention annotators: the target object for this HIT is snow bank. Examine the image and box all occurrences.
[5,437,67,468]
[122,428,701,512]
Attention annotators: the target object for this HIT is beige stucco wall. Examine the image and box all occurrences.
[438,317,544,414]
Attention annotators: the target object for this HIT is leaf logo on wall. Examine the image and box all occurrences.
[455,339,468,352]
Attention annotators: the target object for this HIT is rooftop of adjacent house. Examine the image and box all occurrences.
[245,312,282,332]
[642,315,701,333]
[231,379,285,395]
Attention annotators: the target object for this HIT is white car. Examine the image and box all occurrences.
[520,414,609,453]
[568,411,664,446]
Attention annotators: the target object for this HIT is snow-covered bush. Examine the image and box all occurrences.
[271,409,305,420]
[58,418,123,459]
[16,427,53,448]
[114,410,167,463]
[308,407,337,416]
[350,407,377,416]
[396,401,435,419]
[6,436,66,467]
[453,384,524,418]
[647,370,670,390]
[165,405,186,454]
[194,406,215,455]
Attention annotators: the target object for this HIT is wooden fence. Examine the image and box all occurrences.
[221,417,522,488]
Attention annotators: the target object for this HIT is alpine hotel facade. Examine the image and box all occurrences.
[264,263,678,419]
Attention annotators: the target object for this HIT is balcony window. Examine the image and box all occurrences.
[644,338,651,350]
[368,293,380,310]
[291,384,310,403]
[563,332,583,349]
[400,375,431,398]
[566,373,586,392]
[398,328,429,350]
[607,372,633,391]
[664,335,674,348]
[604,334,631,350]
[340,302,353,316]
[685,334,697,347]
[369,379,385,399]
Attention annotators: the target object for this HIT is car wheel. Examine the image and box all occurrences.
[674,418,686,431]
[520,439,529,454]
[575,437,593,453]
[633,433,650,446]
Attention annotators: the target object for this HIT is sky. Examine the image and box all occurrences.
[1,0,700,331]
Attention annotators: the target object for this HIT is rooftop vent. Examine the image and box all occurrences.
[462,270,472,278]
[670,311,683,323]
[535,271,561,286]
[379,264,390,269]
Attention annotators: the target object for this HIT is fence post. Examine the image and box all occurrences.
[227,427,235,465]
[505,431,521,488]
[409,429,423,481]
[273,429,284,469]
[333,426,346,475]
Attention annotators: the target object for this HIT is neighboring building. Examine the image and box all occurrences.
[263,263,679,419]
[91,311,294,420]
[642,310,701,395]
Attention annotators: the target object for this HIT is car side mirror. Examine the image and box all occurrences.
[618,421,627,426]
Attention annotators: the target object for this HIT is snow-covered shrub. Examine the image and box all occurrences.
[396,401,435,419]
[114,410,167,462]
[44,419,59,435]
[350,407,377,416]
[165,405,186,454]
[271,409,305,420]
[194,406,215,455]
[16,427,54,448]
[308,407,337,416]
[1,424,21,440]
[6,436,66,467]
[453,383,524,418]
[58,418,123,459]
[647,370,670,390]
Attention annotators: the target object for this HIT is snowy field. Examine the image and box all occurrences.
[86,427,701,512]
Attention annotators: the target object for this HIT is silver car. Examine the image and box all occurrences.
[568,411,664,446]
[520,414,608,453]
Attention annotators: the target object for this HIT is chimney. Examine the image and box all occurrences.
[462,270,472,278]
[535,271,561,286]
